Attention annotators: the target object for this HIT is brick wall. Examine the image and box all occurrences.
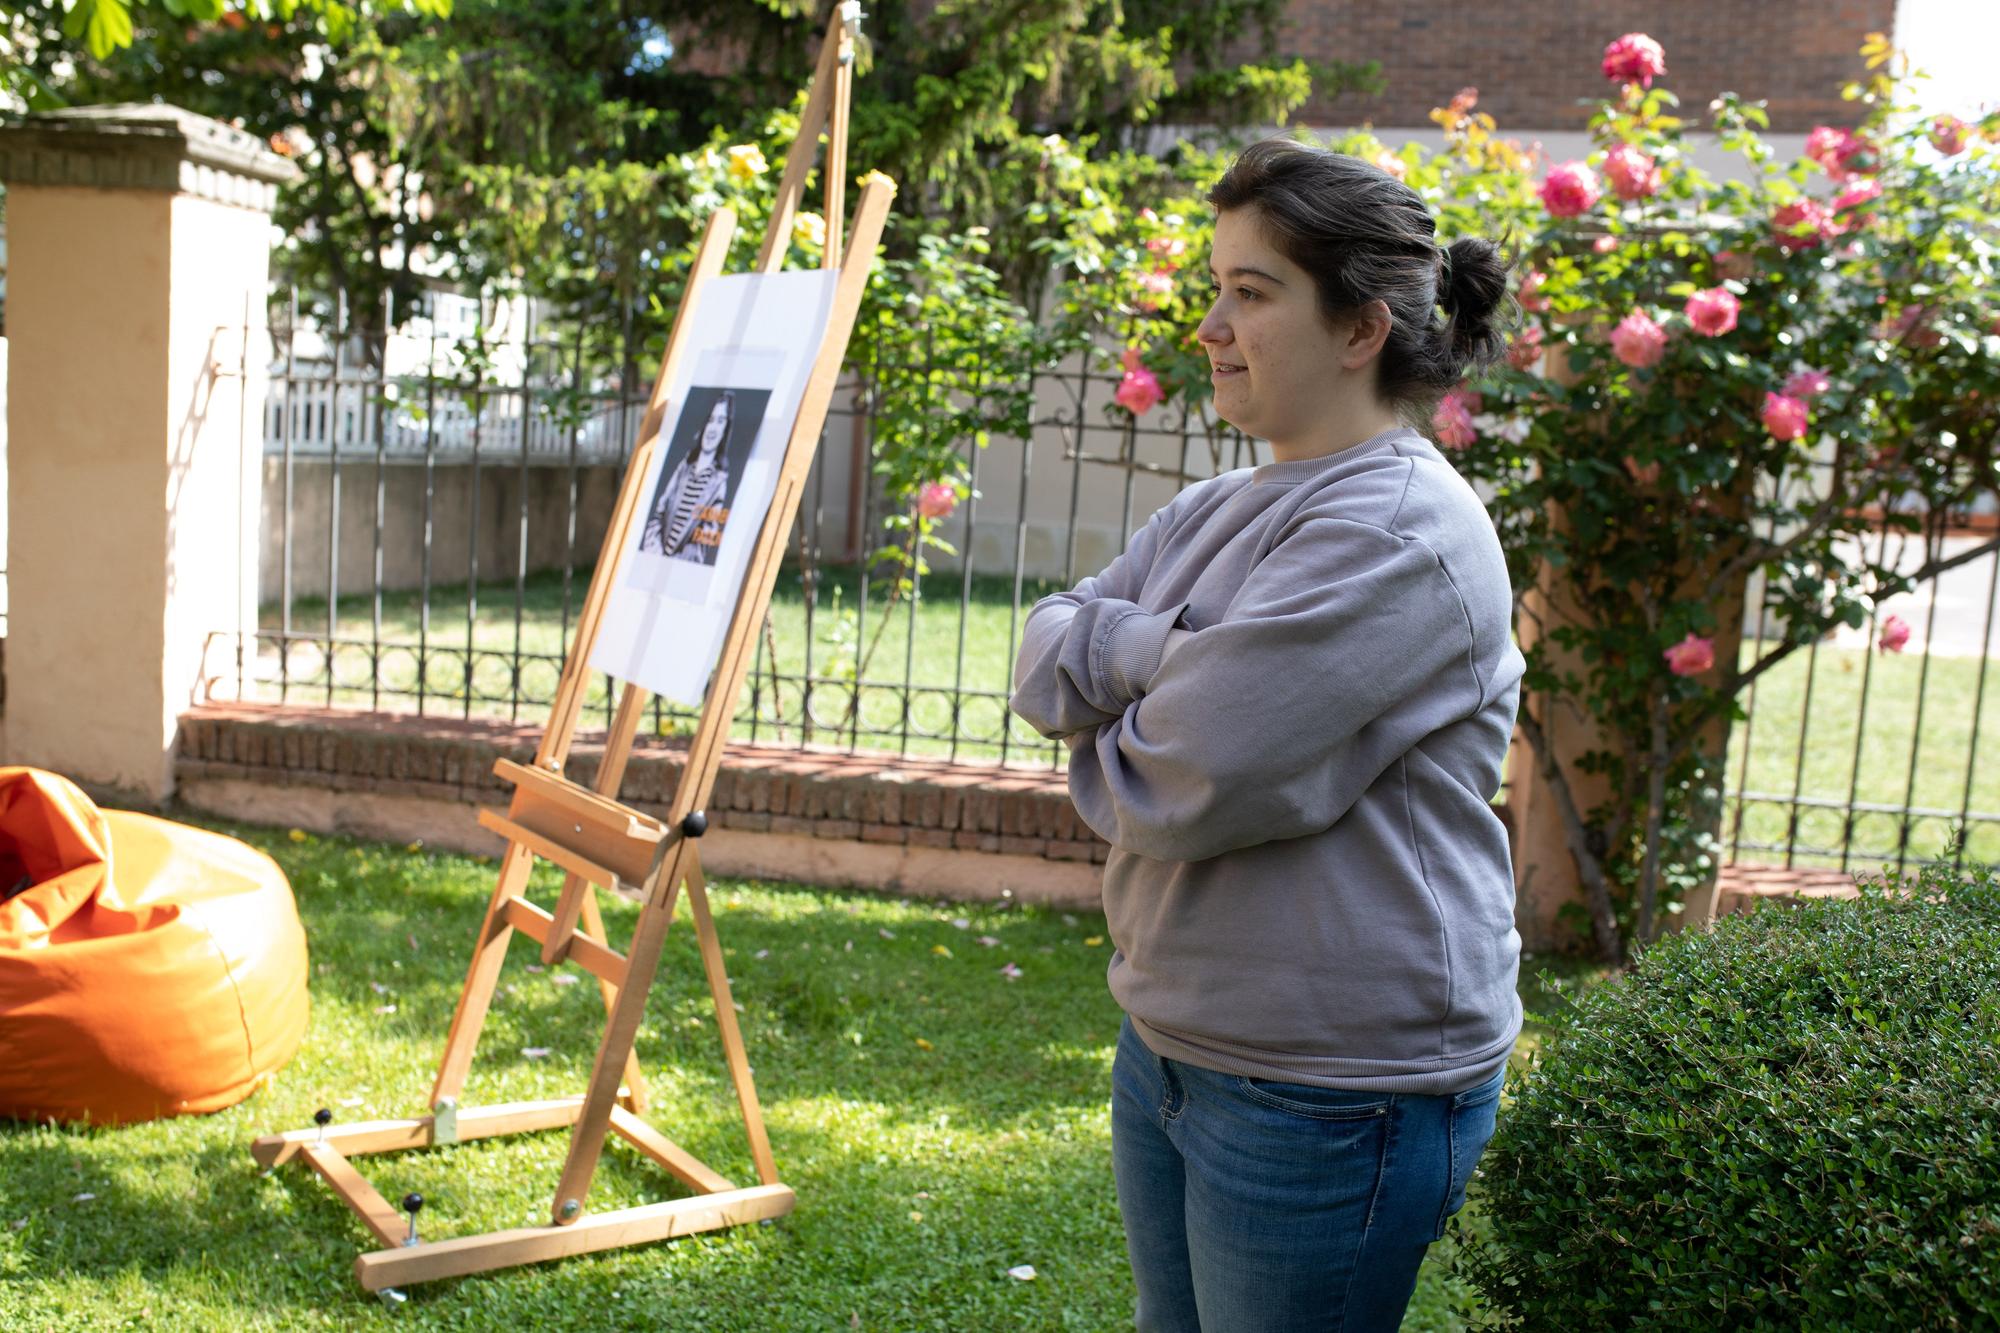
[174,703,1107,867]
[1285,0,1896,132]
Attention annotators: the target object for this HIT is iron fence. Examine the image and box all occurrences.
[219,290,2000,876]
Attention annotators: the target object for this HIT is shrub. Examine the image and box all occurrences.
[1460,864,2000,1329]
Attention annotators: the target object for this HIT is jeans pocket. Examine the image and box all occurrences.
[1434,1073,1505,1240]
[1233,1076,1391,1121]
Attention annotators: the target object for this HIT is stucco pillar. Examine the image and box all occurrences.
[0,105,296,803]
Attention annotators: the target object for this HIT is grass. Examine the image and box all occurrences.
[251,567,2000,868]
[255,562,1070,766]
[1724,637,2000,870]
[0,821,1608,1330]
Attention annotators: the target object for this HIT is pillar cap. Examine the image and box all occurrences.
[0,103,300,210]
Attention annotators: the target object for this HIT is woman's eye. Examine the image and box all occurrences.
[1236,287,1259,301]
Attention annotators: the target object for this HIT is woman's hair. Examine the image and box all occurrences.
[703,391,735,460]
[1207,138,1513,416]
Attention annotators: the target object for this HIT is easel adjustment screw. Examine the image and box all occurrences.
[681,810,708,838]
[402,1192,424,1246]
[313,1107,332,1144]
[559,1199,582,1221]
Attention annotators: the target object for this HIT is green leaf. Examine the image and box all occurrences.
[63,0,135,58]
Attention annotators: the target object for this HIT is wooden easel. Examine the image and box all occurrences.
[250,3,892,1293]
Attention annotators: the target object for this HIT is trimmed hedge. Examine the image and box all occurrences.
[1460,866,2000,1329]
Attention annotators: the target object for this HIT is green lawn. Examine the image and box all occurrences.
[0,822,1603,1330]
[1723,637,2000,871]
[252,567,2000,869]
[256,562,1070,766]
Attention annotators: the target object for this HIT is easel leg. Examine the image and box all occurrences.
[549,846,688,1223]
[431,843,535,1106]
[683,854,779,1186]
[577,885,650,1113]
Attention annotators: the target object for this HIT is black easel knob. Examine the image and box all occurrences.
[401,1192,423,1246]
[681,810,708,838]
[314,1107,333,1127]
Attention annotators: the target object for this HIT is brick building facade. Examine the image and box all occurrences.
[1284,0,1897,132]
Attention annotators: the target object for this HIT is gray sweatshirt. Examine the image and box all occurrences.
[1009,426,1524,1094]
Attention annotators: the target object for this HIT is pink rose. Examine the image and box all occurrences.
[1761,392,1810,441]
[1610,309,1668,368]
[1506,323,1544,371]
[1931,115,1970,156]
[1602,143,1661,200]
[914,482,958,520]
[1538,161,1602,218]
[1432,386,1481,450]
[1878,614,1911,654]
[1518,268,1550,313]
[1832,178,1883,223]
[1145,235,1187,260]
[1685,287,1740,337]
[1663,634,1715,677]
[1772,198,1837,252]
[1593,234,1619,254]
[1601,33,1666,87]
[1138,208,1158,223]
[1804,125,1849,172]
[1373,148,1407,180]
[1781,367,1831,399]
[1135,268,1176,311]
[1115,363,1165,416]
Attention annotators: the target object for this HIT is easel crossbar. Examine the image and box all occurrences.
[353,1185,796,1291]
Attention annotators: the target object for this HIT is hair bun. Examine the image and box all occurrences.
[1439,236,1513,375]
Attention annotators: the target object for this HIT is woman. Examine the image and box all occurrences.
[641,391,735,566]
[1009,139,1525,1331]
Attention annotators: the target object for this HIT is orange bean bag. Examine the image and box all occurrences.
[0,768,309,1125]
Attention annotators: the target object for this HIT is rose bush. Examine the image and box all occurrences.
[1357,33,1999,958]
[1040,31,2000,961]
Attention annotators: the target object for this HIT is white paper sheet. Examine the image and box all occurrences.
[589,269,840,705]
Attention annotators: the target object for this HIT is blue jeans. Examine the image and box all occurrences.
[1110,1016,1504,1332]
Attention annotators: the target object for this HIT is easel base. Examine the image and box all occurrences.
[250,1096,792,1291]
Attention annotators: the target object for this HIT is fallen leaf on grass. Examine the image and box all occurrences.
[521,1047,552,1059]
[1084,936,1104,947]
[999,962,1023,981]
[754,949,772,960]
[977,936,1000,948]
[1006,1264,1036,1281]
[287,829,308,843]
[339,1097,364,1108]
[878,928,896,940]
[909,1211,924,1223]
[950,918,970,930]
[373,1004,398,1015]
[914,1038,933,1051]
[551,974,579,986]
[72,1193,96,1204]
[370,982,391,994]
[525,964,546,973]
[931,944,953,958]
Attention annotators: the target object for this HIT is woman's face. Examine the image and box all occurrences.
[1196,206,1389,457]
[699,402,729,451]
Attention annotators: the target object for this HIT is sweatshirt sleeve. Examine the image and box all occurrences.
[1066,517,1484,863]
[1008,505,1188,739]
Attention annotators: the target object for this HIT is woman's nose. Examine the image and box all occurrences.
[1195,308,1228,348]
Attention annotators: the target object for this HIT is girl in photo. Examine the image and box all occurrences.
[642,391,736,566]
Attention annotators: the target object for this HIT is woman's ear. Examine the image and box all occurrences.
[1337,299,1394,371]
